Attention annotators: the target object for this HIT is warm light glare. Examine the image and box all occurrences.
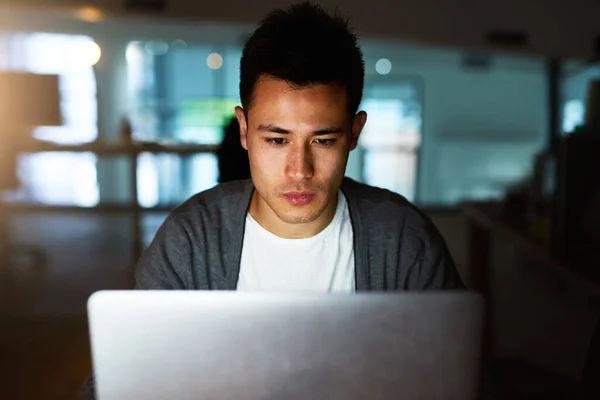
[375,58,392,75]
[86,41,102,66]
[74,6,105,23]
[207,53,223,70]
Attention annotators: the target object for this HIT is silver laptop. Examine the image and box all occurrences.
[87,291,484,400]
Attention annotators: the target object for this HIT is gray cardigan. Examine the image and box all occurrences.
[79,177,462,399]
[136,177,462,291]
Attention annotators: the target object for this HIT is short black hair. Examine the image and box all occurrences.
[239,2,364,117]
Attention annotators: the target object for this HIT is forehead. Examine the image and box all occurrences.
[248,76,349,124]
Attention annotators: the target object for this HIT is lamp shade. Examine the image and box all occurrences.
[0,72,62,190]
[0,72,62,127]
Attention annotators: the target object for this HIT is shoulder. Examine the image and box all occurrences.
[166,179,251,222]
[173,179,251,216]
[135,180,252,288]
[342,177,434,234]
[152,179,251,240]
[342,178,462,289]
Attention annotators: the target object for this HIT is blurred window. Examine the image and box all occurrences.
[126,41,240,207]
[0,32,99,206]
[359,80,423,202]
[563,99,585,133]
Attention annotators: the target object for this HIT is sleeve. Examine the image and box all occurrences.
[134,214,193,290]
[405,219,465,290]
[77,375,96,400]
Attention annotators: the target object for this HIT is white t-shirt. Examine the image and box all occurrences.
[237,192,355,292]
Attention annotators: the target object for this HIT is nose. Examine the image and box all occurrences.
[285,142,314,180]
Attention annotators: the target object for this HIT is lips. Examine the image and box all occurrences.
[283,192,316,205]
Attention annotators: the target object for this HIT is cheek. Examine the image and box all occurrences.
[316,150,347,177]
[250,145,277,169]
[248,145,283,186]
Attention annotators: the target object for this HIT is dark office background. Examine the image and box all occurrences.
[1,0,600,398]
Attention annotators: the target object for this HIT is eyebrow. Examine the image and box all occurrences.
[256,124,344,135]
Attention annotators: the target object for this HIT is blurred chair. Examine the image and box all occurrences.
[0,72,61,286]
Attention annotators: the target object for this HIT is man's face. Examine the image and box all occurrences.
[235,76,367,238]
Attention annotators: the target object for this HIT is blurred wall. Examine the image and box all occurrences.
[360,42,547,204]
[0,9,551,205]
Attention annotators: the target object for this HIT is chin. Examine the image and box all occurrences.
[275,208,321,225]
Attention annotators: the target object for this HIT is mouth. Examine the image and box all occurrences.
[283,192,316,206]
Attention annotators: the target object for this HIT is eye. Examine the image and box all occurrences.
[266,137,287,146]
[314,138,335,146]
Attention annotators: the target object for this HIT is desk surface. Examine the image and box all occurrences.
[462,201,600,299]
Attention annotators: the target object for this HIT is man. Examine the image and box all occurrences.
[79,2,462,398]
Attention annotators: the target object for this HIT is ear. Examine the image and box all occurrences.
[350,111,367,151]
[235,106,248,150]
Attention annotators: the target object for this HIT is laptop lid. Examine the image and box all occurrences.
[88,291,484,400]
